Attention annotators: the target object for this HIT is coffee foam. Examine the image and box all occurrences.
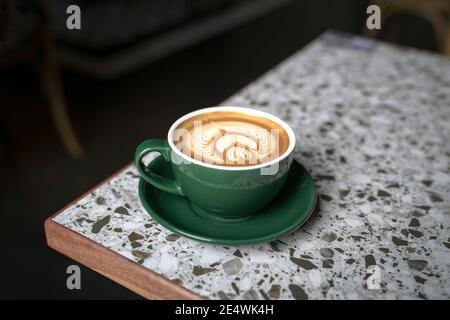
[173,112,289,167]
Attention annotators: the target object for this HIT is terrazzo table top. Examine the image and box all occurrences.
[48,31,450,300]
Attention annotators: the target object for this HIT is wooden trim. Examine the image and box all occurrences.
[44,162,202,300]
[45,219,201,300]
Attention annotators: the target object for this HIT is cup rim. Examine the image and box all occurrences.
[167,106,296,171]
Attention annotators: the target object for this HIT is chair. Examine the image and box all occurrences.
[363,0,450,56]
[0,0,83,159]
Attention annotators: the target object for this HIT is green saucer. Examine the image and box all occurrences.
[138,157,317,245]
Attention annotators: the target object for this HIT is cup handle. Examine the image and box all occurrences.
[134,139,184,196]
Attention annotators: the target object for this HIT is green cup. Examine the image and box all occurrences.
[135,106,296,220]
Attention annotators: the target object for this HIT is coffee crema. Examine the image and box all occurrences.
[173,111,290,167]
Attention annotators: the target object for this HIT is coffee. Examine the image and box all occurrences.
[173,111,290,167]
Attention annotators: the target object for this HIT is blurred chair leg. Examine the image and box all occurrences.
[39,27,83,159]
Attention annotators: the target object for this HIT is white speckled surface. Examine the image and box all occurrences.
[53,31,450,300]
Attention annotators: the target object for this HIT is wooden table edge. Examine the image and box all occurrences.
[44,162,203,300]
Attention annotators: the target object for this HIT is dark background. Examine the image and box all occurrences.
[0,0,443,299]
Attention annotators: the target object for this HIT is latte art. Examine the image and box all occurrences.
[194,123,273,164]
[174,112,290,167]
